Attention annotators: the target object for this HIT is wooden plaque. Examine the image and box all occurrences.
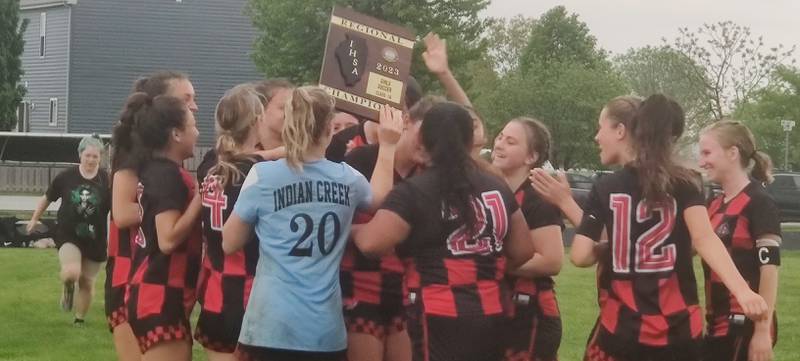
[319,6,416,120]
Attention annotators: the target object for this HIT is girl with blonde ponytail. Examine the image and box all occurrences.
[222,85,403,361]
[195,82,292,361]
[699,120,781,361]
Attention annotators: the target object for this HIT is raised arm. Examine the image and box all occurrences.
[366,105,403,211]
[422,32,472,107]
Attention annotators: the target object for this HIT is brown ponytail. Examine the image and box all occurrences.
[631,94,699,204]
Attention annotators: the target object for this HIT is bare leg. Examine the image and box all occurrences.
[385,329,412,361]
[347,332,385,361]
[74,258,102,319]
[113,322,143,361]
[142,340,191,361]
[205,349,238,361]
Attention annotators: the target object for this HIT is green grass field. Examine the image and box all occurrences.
[0,249,797,361]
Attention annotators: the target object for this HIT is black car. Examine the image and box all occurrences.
[567,172,594,208]
[766,172,800,222]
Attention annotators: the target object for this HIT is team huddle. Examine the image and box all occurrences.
[30,34,780,361]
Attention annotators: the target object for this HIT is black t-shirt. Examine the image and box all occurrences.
[197,148,217,185]
[46,166,110,244]
[134,158,190,263]
[575,166,706,349]
[326,121,368,163]
[198,155,263,275]
[381,168,519,317]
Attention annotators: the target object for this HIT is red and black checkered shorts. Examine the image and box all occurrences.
[194,266,253,353]
[344,301,406,340]
[504,290,562,361]
[106,306,128,332]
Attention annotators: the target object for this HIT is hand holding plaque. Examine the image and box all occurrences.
[319,6,416,121]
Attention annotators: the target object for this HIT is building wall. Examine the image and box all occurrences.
[68,0,263,144]
[19,5,71,133]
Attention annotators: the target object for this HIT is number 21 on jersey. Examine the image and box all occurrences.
[609,194,677,273]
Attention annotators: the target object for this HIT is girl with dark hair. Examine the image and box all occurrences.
[222,86,402,361]
[353,101,535,361]
[534,94,767,361]
[698,120,781,361]
[108,71,197,361]
[194,81,292,361]
[27,135,109,327]
[120,92,202,361]
[492,117,564,361]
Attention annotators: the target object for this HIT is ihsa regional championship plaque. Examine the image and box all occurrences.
[319,6,416,120]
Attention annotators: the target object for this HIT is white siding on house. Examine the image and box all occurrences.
[19,6,70,133]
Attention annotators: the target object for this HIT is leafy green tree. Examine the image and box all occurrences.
[734,66,800,170]
[247,0,490,91]
[0,0,28,131]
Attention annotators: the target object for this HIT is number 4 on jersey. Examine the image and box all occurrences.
[609,194,677,273]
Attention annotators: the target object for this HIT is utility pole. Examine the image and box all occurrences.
[781,120,795,170]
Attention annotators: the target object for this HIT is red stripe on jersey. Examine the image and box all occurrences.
[167,253,187,288]
[352,272,382,304]
[444,259,477,286]
[732,217,753,249]
[203,271,223,313]
[406,260,421,290]
[601,297,620,334]
[513,279,537,295]
[137,283,165,318]
[639,314,669,346]
[244,277,253,309]
[538,289,560,317]
[381,255,404,273]
[495,257,506,281]
[689,305,703,339]
[707,197,723,216]
[112,257,131,287]
[710,315,730,336]
[726,193,750,215]
[659,273,688,315]
[108,222,119,256]
[514,190,525,207]
[477,280,504,315]
[222,251,247,276]
[421,285,457,317]
[611,279,638,312]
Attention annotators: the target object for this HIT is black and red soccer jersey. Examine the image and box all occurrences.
[105,220,135,329]
[326,120,369,162]
[381,168,519,318]
[575,167,705,353]
[194,155,262,352]
[127,158,203,352]
[341,145,412,306]
[504,183,564,361]
[703,181,781,337]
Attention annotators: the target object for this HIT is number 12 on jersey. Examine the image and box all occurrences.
[609,194,677,273]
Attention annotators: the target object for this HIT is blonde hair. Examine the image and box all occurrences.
[703,120,774,184]
[282,86,336,171]
[210,84,264,187]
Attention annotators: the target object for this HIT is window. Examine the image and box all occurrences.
[39,13,46,57]
[48,98,58,126]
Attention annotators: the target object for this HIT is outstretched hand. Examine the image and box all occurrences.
[422,32,449,75]
[530,169,572,208]
[378,105,403,146]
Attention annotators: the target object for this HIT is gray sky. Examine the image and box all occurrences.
[485,0,800,62]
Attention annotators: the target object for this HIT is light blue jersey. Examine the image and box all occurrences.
[233,158,372,352]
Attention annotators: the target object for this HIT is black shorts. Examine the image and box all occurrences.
[406,302,507,361]
[55,230,107,262]
[126,284,193,353]
[195,266,253,353]
[234,344,346,361]
[504,293,562,361]
[343,301,406,340]
[703,316,777,361]
[584,318,702,361]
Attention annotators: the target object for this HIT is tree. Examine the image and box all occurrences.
[614,46,711,137]
[0,0,28,131]
[247,0,491,91]
[483,15,536,75]
[666,21,796,121]
[474,6,626,169]
[734,66,800,170]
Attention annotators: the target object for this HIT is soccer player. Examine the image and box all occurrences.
[569,94,767,361]
[698,120,781,361]
[353,101,535,361]
[120,92,203,361]
[222,86,402,361]
[492,117,564,361]
[193,82,290,361]
[107,71,198,361]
